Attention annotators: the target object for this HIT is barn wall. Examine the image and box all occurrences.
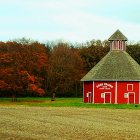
[83,81,93,103]
[83,81,140,104]
[139,81,140,104]
[94,81,115,104]
[117,82,139,104]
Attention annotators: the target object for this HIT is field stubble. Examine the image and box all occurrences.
[0,106,140,140]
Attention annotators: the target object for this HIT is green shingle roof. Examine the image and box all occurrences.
[108,29,128,41]
[81,51,140,81]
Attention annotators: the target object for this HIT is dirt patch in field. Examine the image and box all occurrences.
[0,107,140,140]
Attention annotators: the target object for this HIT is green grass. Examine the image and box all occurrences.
[0,97,140,109]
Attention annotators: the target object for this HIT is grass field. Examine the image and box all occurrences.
[0,106,140,140]
[0,97,140,109]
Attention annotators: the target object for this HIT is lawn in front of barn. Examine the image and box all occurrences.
[0,97,140,109]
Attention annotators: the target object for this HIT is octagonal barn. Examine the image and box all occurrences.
[81,30,140,104]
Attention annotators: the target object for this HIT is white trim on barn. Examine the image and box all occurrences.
[127,92,135,104]
[127,84,133,91]
[117,41,119,50]
[103,92,111,104]
[93,81,94,103]
[115,81,118,104]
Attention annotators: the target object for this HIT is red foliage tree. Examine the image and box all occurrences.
[0,40,48,98]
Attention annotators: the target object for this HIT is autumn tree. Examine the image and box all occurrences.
[48,42,84,99]
[0,40,49,98]
[0,38,140,98]
[79,40,109,72]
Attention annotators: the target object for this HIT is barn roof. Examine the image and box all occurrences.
[108,29,128,41]
[81,51,140,81]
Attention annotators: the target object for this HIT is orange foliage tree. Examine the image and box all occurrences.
[0,40,49,97]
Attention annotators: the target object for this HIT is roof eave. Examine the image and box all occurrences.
[81,79,140,82]
[108,39,128,41]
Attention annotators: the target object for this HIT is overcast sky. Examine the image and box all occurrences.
[0,0,140,43]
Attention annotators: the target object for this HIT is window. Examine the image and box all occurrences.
[124,93,128,98]
[101,93,105,98]
[127,84,133,91]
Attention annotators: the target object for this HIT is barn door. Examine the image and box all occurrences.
[128,92,135,104]
[104,92,111,103]
[87,92,92,103]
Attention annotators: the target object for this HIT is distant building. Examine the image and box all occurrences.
[81,30,140,104]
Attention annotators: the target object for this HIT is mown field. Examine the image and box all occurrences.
[0,105,140,140]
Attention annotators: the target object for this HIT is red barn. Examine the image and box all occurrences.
[81,30,140,104]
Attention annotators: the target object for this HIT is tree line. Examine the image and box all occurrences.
[0,38,140,98]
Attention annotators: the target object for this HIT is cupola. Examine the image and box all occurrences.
[108,29,128,51]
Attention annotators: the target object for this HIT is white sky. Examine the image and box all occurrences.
[0,0,140,43]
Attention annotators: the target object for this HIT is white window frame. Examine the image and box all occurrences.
[127,84,133,91]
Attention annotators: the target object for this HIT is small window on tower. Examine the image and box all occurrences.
[127,84,133,91]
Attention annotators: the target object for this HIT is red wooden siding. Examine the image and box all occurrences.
[83,82,93,103]
[83,81,140,104]
[94,82,115,104]
[117,82,139,104]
